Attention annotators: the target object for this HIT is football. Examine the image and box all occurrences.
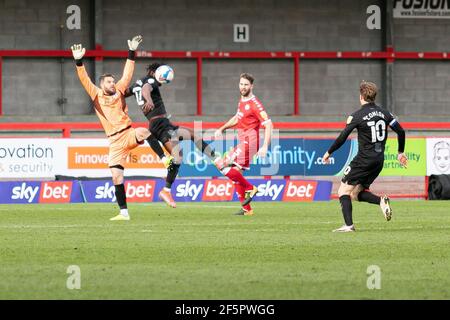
[154,65,174,84]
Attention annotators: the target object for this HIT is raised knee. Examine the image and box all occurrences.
[350,192,359,201]
[338,188,350,198]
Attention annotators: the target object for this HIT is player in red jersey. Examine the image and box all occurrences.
[214,73,273,216]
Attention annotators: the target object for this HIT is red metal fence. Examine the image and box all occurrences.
[1,49,450,116]
[1,121,450,138]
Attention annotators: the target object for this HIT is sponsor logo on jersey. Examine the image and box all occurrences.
[39,181,73,203]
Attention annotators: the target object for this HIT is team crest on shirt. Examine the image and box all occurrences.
[245,104,250,110]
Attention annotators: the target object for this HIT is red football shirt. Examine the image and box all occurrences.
[235,95,271,141]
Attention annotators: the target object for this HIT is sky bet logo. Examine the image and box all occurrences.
[282,181,317,202]
[10,182,40,203]
[39,182,73,203]
[175,180,204,201]
[1,179,331,204]
[202,180,234,201]
[9,181,73,203]
[174,179,235,202]
[94,181,155,202]
[255,180,284,201]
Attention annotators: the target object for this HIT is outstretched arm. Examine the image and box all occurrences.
[214,115,239,138]
[116,35,143,94]
[71,44,98,100]
[390,120,408,168]
[257,120,273,158]
[323,118,358,163]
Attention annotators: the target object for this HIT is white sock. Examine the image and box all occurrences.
[164,187,171,192]
[161,156,167,162]
[120,208,129,217]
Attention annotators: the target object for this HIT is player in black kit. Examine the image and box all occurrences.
[322,81,408,232]
[125,63,219,208]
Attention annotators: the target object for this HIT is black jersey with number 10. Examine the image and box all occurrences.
[328,102,399,159]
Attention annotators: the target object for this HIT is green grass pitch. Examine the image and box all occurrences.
[1,200,450,299]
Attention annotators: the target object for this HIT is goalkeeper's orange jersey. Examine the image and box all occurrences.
[76,59,135,137]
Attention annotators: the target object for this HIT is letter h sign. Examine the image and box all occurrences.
[234,24,249,43]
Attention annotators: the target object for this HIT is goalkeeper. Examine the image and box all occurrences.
[71,35,152,221]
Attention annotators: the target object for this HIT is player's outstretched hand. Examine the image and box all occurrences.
[398,152,408,168]
[214,129,223,139]
[71,44,85,60]
[257,145,268,159]
[322,152,331,164]
[141,102,152,115]
[128,35,143,51]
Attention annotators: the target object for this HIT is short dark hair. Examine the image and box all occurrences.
[360,81,377,102]
[147,62,163,74]
[99,73,115,83]
[240,73,254,84]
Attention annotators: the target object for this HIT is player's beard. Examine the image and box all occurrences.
[240,88,250,97]
[104,86,116,95]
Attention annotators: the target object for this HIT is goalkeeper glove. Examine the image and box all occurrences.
[70,44,86,60]
[128,35,143,51]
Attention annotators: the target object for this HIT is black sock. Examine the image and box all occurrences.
[195,139,216,160]
[114,183,127,209]
[147,136,165,159]
[339,195,353,226]
[358,191,381,205]
[165,163,181,189]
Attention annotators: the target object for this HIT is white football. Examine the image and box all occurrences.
[154,65,174,84]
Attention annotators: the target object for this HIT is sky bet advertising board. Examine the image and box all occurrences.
[0,178,332,204]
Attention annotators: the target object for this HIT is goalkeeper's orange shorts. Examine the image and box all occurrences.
[108,127,144,168]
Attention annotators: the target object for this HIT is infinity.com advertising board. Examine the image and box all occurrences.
[0,138,353,178]
[178,138,355,177]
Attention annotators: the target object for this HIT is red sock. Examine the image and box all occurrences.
[225,168,253,191]
[234,183,252,211]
